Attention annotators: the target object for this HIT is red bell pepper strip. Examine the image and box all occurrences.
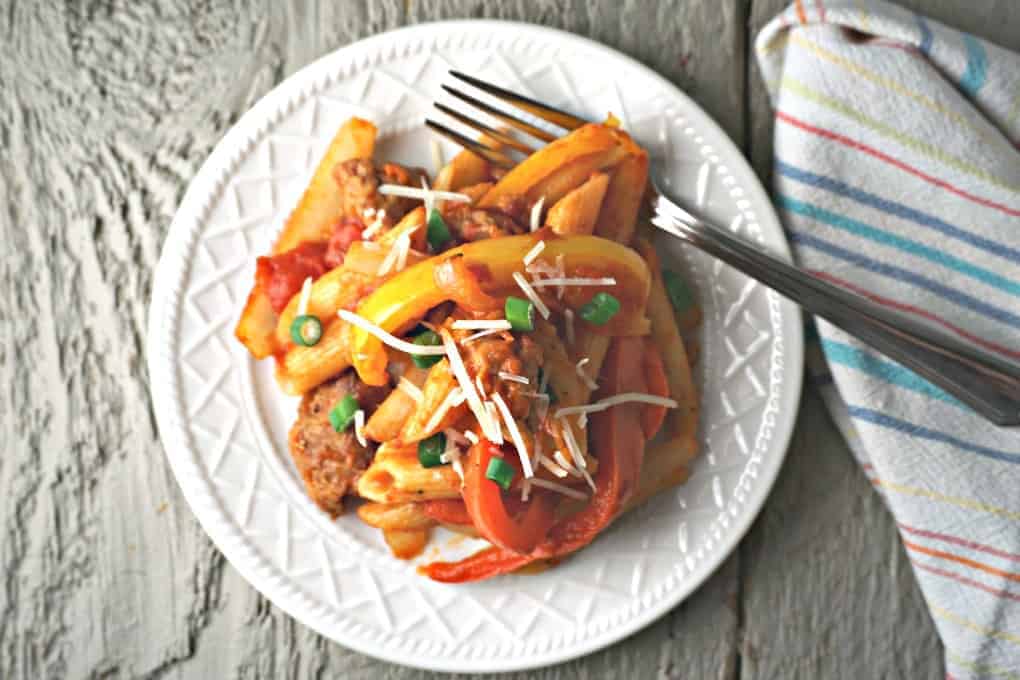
[460,441,556,554]
[641,339,669,439]
[422,335,649,582]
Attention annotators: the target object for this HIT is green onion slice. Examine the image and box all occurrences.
[290,314,323,347]
[578,292,621,326]
[485,456,515,490]
[328,394,359,433]
[504,296,535,332]
[663,270,694,313]
[426,208,452,252]
[418,432,447,468]
[411,329,444,369]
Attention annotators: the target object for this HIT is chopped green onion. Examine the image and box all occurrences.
[663,270,694,313]
[290,314,323,347]
[426,208,452,251]
[579,292,621,326]
[328,394,359,432]
[485,456,515,490]
[418,433,447,468]
[504,296,534,332]
[411,329,443,368]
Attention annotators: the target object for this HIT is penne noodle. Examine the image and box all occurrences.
[274,267,376,347]
[235,272,280,359]
[623,436,697,514]
[357,501,437,530]
[401,359,467,443]
[546,172,610,236]
[594,151,649,246]
[382,528,431,559]
[377,206,427,252]
[274,117,377,253]
[275,320,353,395]
[433,149,492,191]
[357,442,462,502]
[364,364,429,442]
[479,124,632,208]
[457,181,494,204]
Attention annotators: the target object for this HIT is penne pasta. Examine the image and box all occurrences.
[377,206,427,252]
[594,151,649,246]
[401,359,466,443]
[357,442,462,502]
[433,149,492,191]
[623,436,697,514]
[357,501,437,530]
[274,267,377,347]
[383,528,431,559]
[546,171,609,236]
[275,320,353,395]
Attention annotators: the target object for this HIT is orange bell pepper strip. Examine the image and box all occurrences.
[642,339,669,439]
[348,233,651,386]
[421,335,650,582]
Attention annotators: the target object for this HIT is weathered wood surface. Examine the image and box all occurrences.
[2,1,1016,678]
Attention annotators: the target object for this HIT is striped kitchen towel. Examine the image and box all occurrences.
[757,1,1020,677]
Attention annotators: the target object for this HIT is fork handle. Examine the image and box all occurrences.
[652,196,1020,426]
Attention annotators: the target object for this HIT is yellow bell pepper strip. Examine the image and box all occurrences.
[348,233,651,386]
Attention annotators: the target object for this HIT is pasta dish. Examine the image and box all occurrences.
[234,117,701,582]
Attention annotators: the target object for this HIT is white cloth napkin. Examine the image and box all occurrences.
[756,2,1020,676]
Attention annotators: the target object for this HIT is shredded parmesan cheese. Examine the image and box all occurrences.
[474,374,486,398]
[561,421,587,471]
[553,450,579,476]
[463,430,479,445]
[361,241,382,251]
[530,277,617,288]
[361,211,386,239]
[484,401,503,445]
[555,392,679,419]
[297,277,313,316]
[492,393,534,478]
[395,233,412,272]
[512,271,550,319]
[353,410,367,447]
[444,428,469,446]
[376,238,404,276]
[578,412,588,429]
[461,328,507,344]
[530,196,546,232]
[363,208,376,218]
[564,309,575,345]
[424,387,463,434]
[523,240,546,266]
[538,454,569,478]
[451,319,512,331]
[520,479,531,502]
[397,377,423,403]
[498,371,529,385]
[338,310,446,356]
[378,183,471,203]
[441,329,500,442]
[529,478,588,501]
[555,254,567,299]
[575,357,598,391]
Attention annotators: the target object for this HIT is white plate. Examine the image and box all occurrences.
[147,21,803,673]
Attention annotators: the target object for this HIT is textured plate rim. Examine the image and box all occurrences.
[147,19,804,673]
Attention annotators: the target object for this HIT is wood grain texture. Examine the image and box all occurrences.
[2,0,1011,678]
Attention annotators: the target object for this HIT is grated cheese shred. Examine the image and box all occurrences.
[555,392,679,419]
[353,410,367,447]
[530,196,546,232]
[441,329,500,442]
[338,310,446,356]
[451,319,512,331]
[523,240,546,267]
[529,478,588,501]
[512,272,550,319]
[397,377,423,403]
[575,357,598,391]
[492,393,534,478]
[498,371,529,385]
[297,276,313,316]
[530,277,617,288]
[377,183,471,204]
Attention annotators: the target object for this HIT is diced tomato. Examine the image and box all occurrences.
[325,217,365,269]
[259,242,329,313]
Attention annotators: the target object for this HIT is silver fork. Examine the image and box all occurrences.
[428,71,1020,426]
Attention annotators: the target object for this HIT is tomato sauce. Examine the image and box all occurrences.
[258,242,329,313]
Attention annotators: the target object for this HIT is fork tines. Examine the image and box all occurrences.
[426,71,591,168]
